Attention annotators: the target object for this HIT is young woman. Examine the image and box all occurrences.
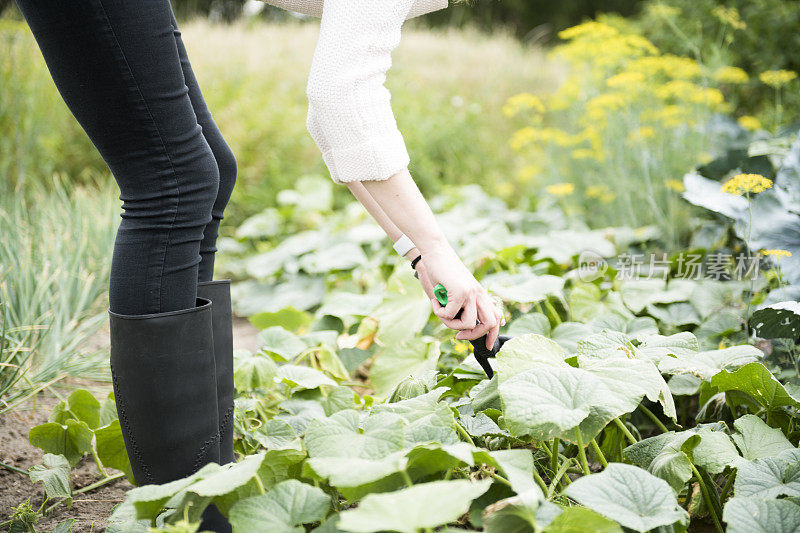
[16,0,501,530]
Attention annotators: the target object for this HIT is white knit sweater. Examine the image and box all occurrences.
[262,0,449,184]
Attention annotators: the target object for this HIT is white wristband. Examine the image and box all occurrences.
[392,234,416,257]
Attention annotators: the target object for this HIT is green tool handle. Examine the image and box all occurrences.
[433,283,502,378]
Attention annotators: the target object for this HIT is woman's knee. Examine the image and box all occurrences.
[211,141,237,211]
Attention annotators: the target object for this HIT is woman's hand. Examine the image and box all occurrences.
[418,247,504,350]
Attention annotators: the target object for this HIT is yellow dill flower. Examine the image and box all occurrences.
[586,184,615,202]
[761,249,792,258]
[516,165,539,183]
[647,4,681,18]
[713,66,749,84]
[721,173,773,195]
[737,115,761,131]
[503,92,546,117]
[454,341,469,355]
[572,148,598,160]
[497,182,515,198]
[666,179,685,192]
[759,70,797,89]
[545,183,575,196]
[558,21,619,41]
[606,71,646,88]
[510,127,537,151]
[689,87,725,108]
[712,6,746,30]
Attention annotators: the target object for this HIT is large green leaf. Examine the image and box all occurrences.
[623,432,701,491]
[316,293,382,322]
[228,480,330,533]
[723,497,800,533]
[369,273,431,346]
[336,479,492,533]
[371,389,459,446]
[506,313,551,337]
[257,327,307,361]
[734,448,800,499]
[710,362,800,410]
[563,463,689,532]
[499,365,637,443]
[658,345,762,380]
[482,489,549,533]
[495,334,568,381]
[543,507,623,533]
[28,420,93,466]
[578,356,676,420]
[370,339,439,397]
[233,350,278,391]
[550,322,593,353]
[95,420,134,481]
[731,415,795,461]
[277,365,337,390]
[752,302,800,340]
[49,389,101,430]
[487,273,565,304]
[29,453,72,500]
[620,279,693,314]
[692,426,741,474]
[576,330,635,360]
[634,332,699,364]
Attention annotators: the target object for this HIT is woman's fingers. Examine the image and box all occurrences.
[454,294,499,348]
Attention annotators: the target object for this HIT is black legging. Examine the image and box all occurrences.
[16,0,237,316]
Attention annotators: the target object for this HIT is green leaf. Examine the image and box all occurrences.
[499,365,636,443]
[506,313,551,337]
[233,350,278,391]
[483,489,546,533]
[228,480,330,533]
[369,273,431,346]
[29,420,93,466]
[336,479,492,533]
[29,453,71,500]
[563,463,689,532]
[61,389,102,429]
[249,308,311,333]
[95,420,134,481]
[731,415,795,461]
[752,302,800,340]
[488,273,565,304]
[322,386,358,416]
[316,293,383,322]
[370,338,438,397]
[579,356,676,420]
[495,334,568,381]
[710,362,800,410]
[576,330,635,359]
[620,279,692,314]
[723,497,800,533]
[550,322,593,353]
[634,333,699,364]
[257,327,307,361]
[623,432,701,491]
[734,449,800,499]
[658,345,763,380]
[253,419,301,451]
[543,507,624,533]
[646,302,701,327]
[304,410,407,494]
[277,365,337,390]
[692,427,740,474]
[371,389,458,446]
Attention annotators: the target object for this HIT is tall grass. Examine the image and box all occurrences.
[0,177,118,410]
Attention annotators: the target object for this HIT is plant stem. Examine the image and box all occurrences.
[44,472,126,515]
[575,430,590,476]
[532,467,549,495]
[454,421,476,446]
[590,439,608,468]
[613,418,637,445]
[0,461,28,475]
[550,438,560,478]
[486,470,511,487]
[254,476,267,495]
[546,458,573,499]
[401,469,414,488]
[638,404,669,433]
[543,299,562,325]
[719,470,736,503]
[691,464,724,533]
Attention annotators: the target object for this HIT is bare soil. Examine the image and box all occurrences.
[0,319,261,532]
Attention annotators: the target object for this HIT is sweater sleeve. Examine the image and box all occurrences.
[305,0,416,184]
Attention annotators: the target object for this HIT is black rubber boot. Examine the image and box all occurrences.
[109,298,228,531]
[197,280,235,465]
